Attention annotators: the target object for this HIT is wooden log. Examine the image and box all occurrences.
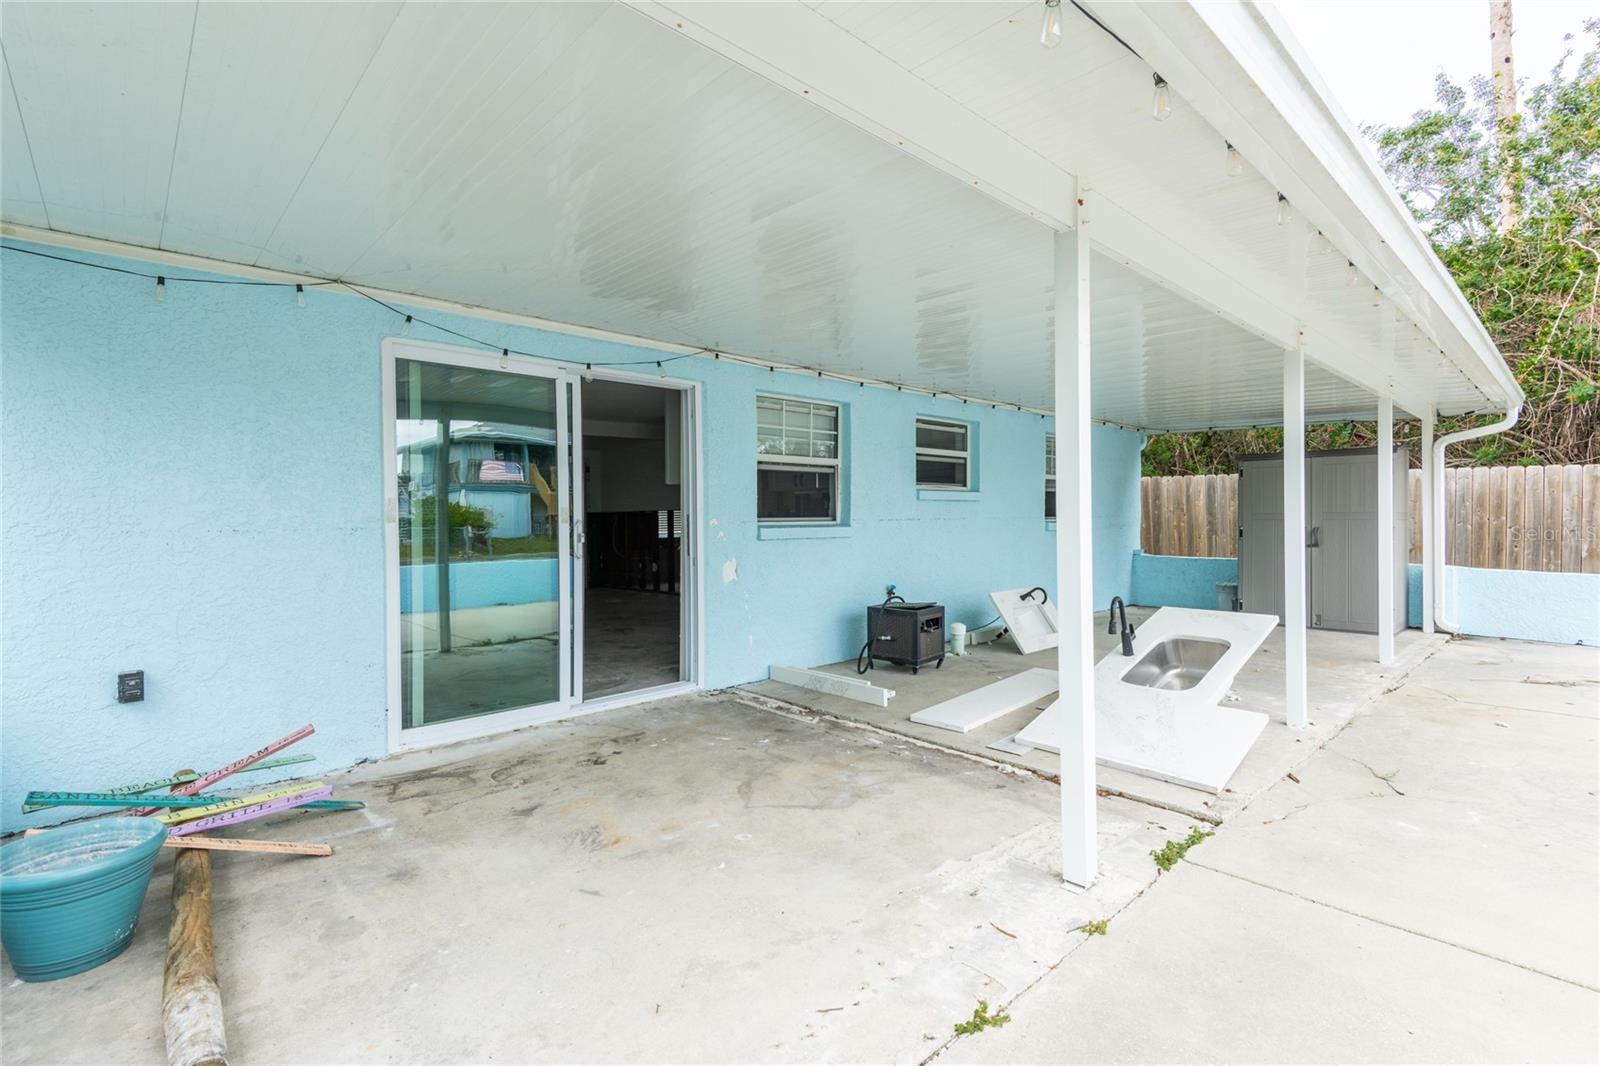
[163,849,228,1066]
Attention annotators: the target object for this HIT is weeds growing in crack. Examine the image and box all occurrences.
[1151,827,1213,872]
[953,1000,1011,1036]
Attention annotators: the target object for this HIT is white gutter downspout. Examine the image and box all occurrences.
[1431,404,1523,632]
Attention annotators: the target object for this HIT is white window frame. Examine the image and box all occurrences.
[915,417,972,491]
[756,395,841,523]
[1045,433,1057,519]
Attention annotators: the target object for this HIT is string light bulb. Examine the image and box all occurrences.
[1040,0,1062,49]
[401,314,413,337]
[295,283,306,308]
[1346,260,1359,285]
[1275,193,1292,226]
[500,348,510,369]
[1372,285,1382,307]
[1225,142,1242,177]
[1313,231,1331,253]
[155,275,166,302]
[1151,74,1171,121]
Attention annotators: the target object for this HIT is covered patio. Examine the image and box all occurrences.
[2,0,1521,935]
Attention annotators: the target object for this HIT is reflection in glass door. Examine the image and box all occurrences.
[394,355,568,729]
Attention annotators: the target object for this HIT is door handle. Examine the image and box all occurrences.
[1306,526,1320,548]
[573,518,585,559]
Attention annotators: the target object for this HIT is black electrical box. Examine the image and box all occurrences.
[117,671,145,704]
[862,600,945,674]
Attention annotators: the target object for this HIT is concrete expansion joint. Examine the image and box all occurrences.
[733,692,1048,783]
[1183,860,1600,994]
[1270,634,1451,794]
[918,876,1163,1066]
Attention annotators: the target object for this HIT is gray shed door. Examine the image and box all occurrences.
[1238,458,1289,622]
[1309,454,1380,632]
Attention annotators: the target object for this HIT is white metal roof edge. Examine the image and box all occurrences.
[1104,0,1521,415]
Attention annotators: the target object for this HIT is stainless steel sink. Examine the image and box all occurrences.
[1121,637,1231,691]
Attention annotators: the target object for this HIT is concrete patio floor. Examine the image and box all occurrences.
[750,606,1447,822]
[939,635,1600,1064]
[1,690,1200,1064]
[4,634,1593,1064]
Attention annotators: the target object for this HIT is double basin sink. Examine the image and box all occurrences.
[1120,636,1231,691]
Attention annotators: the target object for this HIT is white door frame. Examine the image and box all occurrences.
[573,365,705,711]
[381,339,704,754]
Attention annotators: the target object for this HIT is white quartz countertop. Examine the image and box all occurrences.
[1013,607,1279,792]
[1096,606,1278,709]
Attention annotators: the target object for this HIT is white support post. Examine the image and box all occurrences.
[1376,395,1395,664]
[1283,338,1309,729]
[1420,408,1436,634]
[1054,190,1096,891]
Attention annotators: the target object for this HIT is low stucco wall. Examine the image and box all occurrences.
[1135,555,1596,646]
[1421,564,1599,645]
[1129,551,1237,610]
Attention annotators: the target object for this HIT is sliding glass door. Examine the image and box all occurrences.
[390,348,572,734]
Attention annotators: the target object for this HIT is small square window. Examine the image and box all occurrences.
[916,418,972,490]
[758,396,840,521]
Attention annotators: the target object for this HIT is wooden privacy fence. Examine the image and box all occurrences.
[1139,474,1239,559]
[1140,464,1600,574]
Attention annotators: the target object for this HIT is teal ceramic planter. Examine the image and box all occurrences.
[1,817,167,981]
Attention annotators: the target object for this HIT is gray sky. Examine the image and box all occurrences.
[1275,0,1593,130]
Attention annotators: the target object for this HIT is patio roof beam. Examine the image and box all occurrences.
[630,1,1436,424]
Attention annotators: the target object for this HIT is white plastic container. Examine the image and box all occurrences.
[948,622,967,656]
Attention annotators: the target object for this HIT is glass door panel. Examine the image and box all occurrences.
[395,356,566,729]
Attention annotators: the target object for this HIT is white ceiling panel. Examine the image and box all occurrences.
[157,2,403,263]
[0,1,1497,429]
[254,2,613,277]
[2,0,193,245]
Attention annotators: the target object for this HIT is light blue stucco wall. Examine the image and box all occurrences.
[1425,564,1599,645]
[1132,555,1595,646]
[0,243,1142,828]
[1130,551,1238,610]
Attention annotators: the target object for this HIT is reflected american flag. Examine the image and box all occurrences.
[478,460,523,483]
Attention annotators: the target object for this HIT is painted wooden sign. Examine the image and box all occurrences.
[167,785,333,837]
[130,724,315,815]
[20,753,319,813]
[164,836,332,857]
[155,784,325,826]
[23,789,360,813]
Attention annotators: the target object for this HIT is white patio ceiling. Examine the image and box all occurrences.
[0,1,1515,430]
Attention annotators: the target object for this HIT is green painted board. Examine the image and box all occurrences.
[23,790,362,813]
[20,754,318,813]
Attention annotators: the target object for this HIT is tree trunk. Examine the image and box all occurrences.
[162,849,228,1066]
[1491,0,1520,234]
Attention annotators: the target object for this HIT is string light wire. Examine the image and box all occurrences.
[0,241,1145,425]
